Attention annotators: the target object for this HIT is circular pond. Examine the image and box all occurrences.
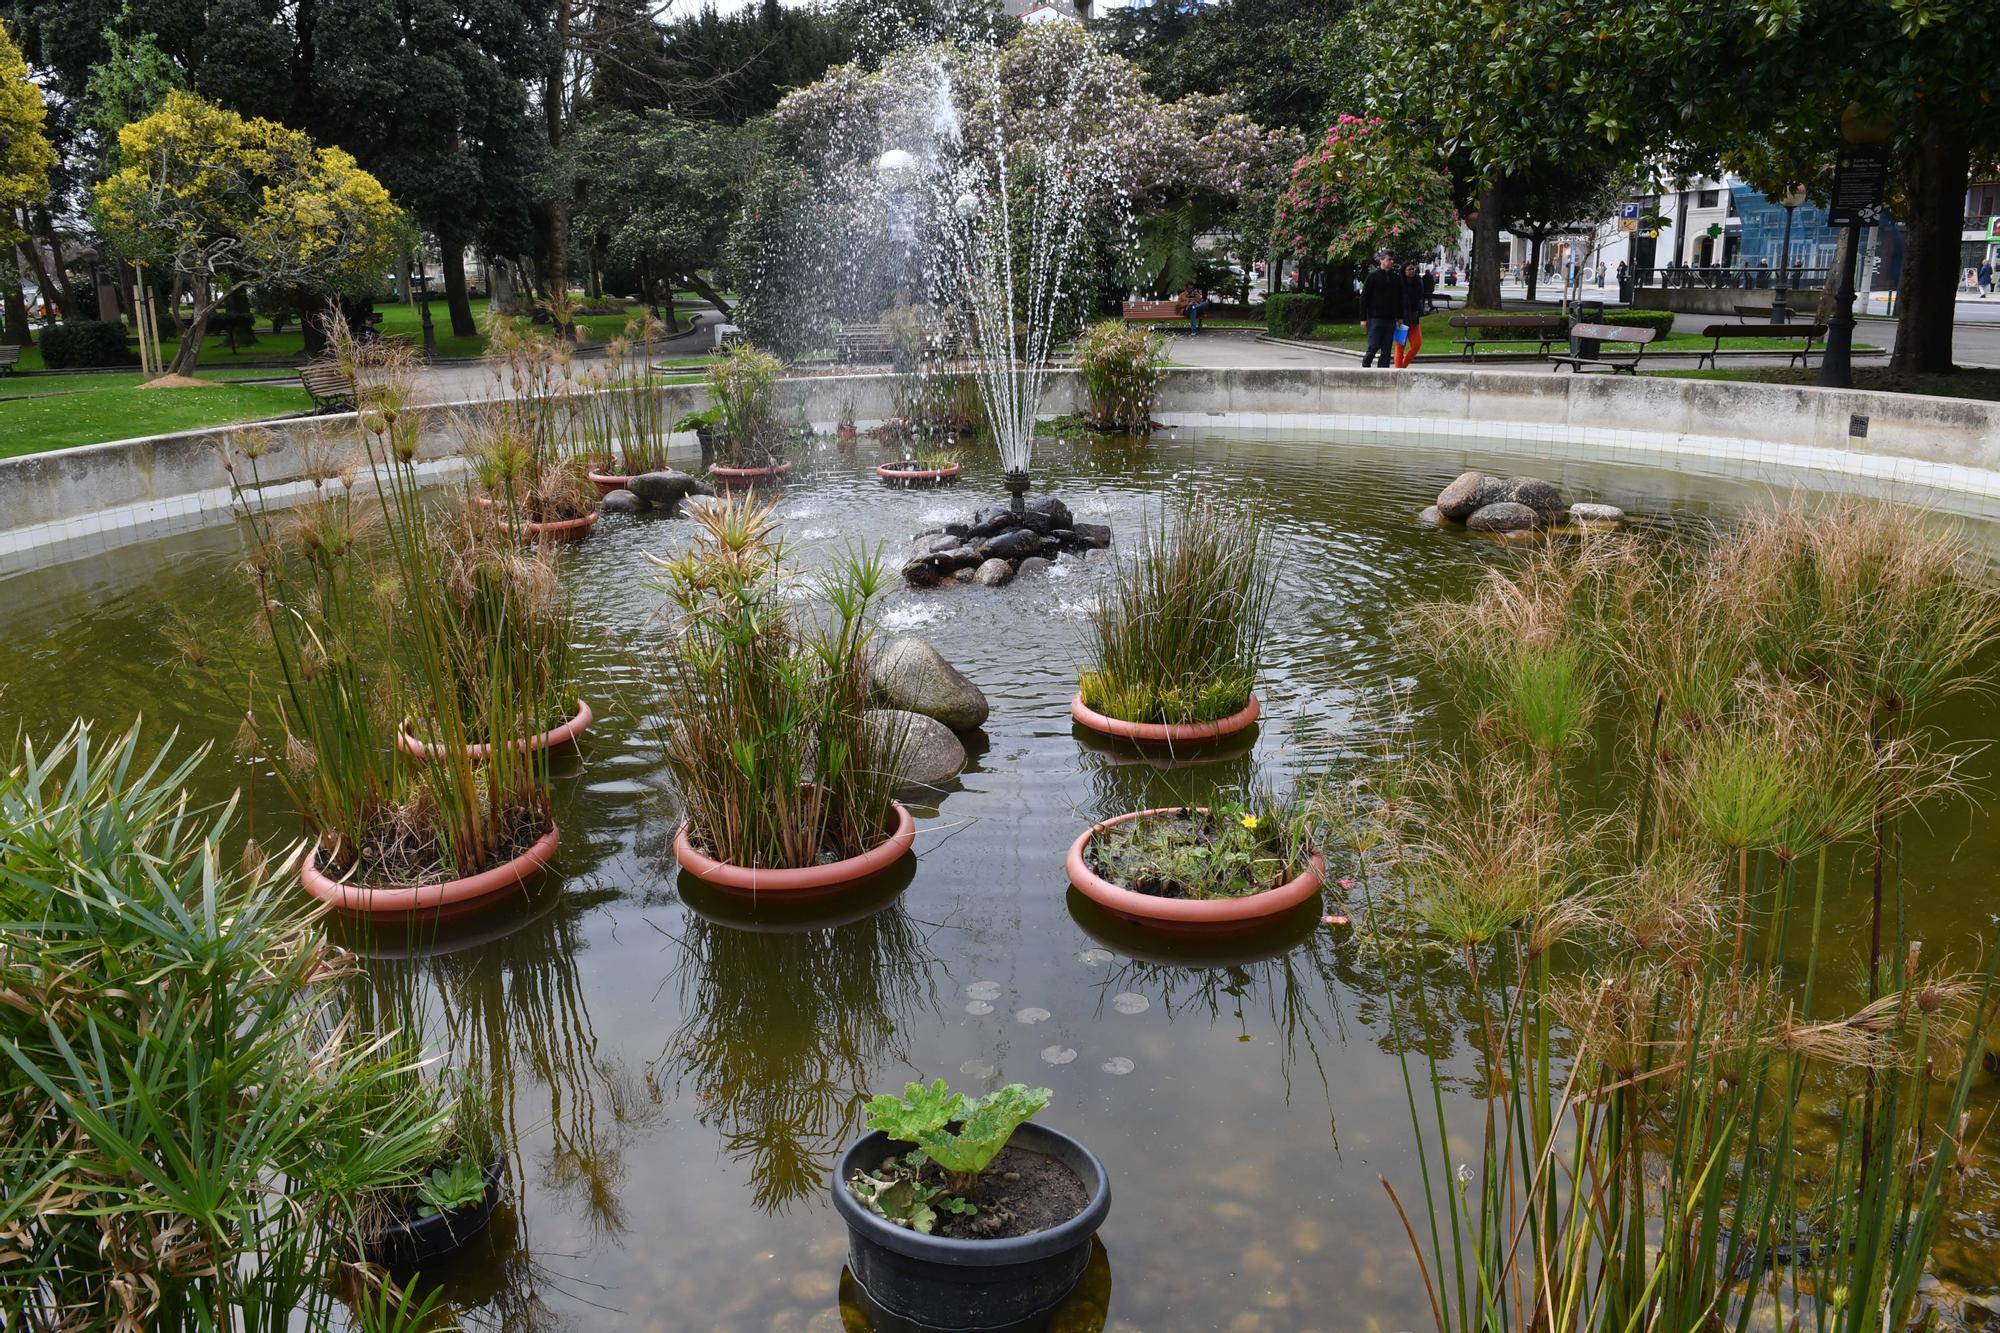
[3,427,1997,1329]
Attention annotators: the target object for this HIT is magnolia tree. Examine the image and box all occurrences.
[94,91,404,375]
[1273,114,1458,291]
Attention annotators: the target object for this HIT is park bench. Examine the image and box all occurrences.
[1121,299,1184,324]
[1424,290,1457,314]
[1549,322,1661,375]
[298,360,354,412]
[1732,304,1771,323]
[835,323,899,363]
[1448,314,1566,361]
[0,345,19,375]
[1695,322,1827,370]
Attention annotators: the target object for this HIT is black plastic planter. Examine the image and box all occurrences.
[831,1122,1111,1331]
[364,1155,506,1271]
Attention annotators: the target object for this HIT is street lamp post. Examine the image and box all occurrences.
[415,247,438,361]
[1770,183,1807,324]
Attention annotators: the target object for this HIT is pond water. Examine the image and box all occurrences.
[4,428,1998,1331]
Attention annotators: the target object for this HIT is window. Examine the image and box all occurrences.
[1697,190,1719,209]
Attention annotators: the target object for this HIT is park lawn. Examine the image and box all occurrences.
[0,374,312,458]
[1653,366,2000,402]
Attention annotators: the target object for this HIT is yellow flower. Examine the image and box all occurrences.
[1239,813,1260,831]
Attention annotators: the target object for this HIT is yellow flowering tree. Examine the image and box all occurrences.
[0,22,56,243]
[93,91,405,374]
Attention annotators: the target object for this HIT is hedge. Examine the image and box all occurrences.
[39,320,132,369]
[1265,293,1324,339]
[1597,308,1676,337]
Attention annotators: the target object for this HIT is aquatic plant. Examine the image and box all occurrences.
[1085,799,1316,901]
[1073,320,1168,434]
[648,491,903,868]
[0,723,447,1328]
[1372,506,2000,1333]
[1079,492,1274,725]
[850,1081,1053,1227]
[574,316,674,475]
[706,343,785,468]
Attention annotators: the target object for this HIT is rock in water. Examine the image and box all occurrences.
[978,528,1042,562]
[1465,502,1539,533]
[1504,477,1565,520]
[1025,496,1075,530]
[1570,502,1625,525]
[870,636,991,730]
[972,558,1013,587]
[966,507,1019,539]
[599,489,647,514]
[900,557,946,589]
[1016,556,1052,578]
[1418,505,1445,527]
[951,567,976,583]
[1435,471,1488,521]
[628,470,715,511]
[866,709,967,790]
[1070,522,1113,549]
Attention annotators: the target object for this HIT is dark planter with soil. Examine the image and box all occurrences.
[832,1121,1111,1331]
[364,1155,506,1271]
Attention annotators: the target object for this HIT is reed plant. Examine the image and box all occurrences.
[0,723,449,1329]
[1354,505,2000,1333]
[1074,319,1168,434]
[647,492,903,868]
[707,343,785,468]
[573,316,673,476]
[475,299,597,522]
[1079,492,1275,726]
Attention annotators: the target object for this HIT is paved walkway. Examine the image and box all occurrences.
[405,310,727,405]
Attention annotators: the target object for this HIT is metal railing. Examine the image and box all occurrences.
[1634,266,1830,291]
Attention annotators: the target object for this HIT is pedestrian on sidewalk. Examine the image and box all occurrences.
[1361,251,1402,368]
[1981,259,1994,298]
[1394,260,1425,368]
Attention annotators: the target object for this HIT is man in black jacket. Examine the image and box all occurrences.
[1360,251,1403,368]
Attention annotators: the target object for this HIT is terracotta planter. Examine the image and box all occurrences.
[472,495,600,541]
[1069,691,1261,746]
[836,425,858,443]
[1065,807,1323,930]
[397,699,594,763]
[876,461,963,486]
[302,824,561,921]
[709,459,794,485]
[587,471,631,495]
[673,802,915,895]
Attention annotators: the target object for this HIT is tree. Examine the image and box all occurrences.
[93,91,405,374]
[1097,0,1347,133]
[1502,161,1619,302]
[1,21,57,345]
[1272,113,1457,307]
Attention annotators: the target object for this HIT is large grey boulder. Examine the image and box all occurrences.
[1465,502,1539,533]
[1436,471,1505,522]
[1504,477,1566,520]
[978,528,1042,562]
[1016,556,1052,578]
[971,558,1014,587]
[598,489,647,514]
[1025,496,1075,530]
[628,469,715,511]
[1570,502,1625,525]
[869,636,990,730]
[867,709,967,790]
[1070,522,1113,549]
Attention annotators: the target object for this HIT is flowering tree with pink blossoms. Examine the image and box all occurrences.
[1273,115,1458,270]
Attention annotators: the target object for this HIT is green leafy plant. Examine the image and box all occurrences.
[675,405,721,434]
[1086,799,1317,900]
[706,342,784,467]
[1074,319,1168,433]
[415,1155,487,1218]
[847,1152,975,1234]
[862,1080,1052,1195]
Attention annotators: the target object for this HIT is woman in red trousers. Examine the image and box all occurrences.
[1394,260,1425,368]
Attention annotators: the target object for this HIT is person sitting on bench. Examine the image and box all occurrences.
[1180,283,1213,334]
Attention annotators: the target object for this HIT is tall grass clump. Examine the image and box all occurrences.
[707,343,785,468]
[1079,493,1274,725]
[1355,505,2000,1333]
[1074,319,1168,434]
[575,315,672,476]
[199,336,563,888]
[648,492,902,868]
[474,298,597,523]
[0,723,449,1329]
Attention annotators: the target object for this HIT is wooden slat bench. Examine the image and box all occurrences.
[1549,323,1660,375]
[1696,323,1827,369]
[298,360,354,411]
[1121,299,1184,324]
[835,323,898,363]
[1448,314,1566,360]
[0,345,19,374]
[1732,304,1771,323]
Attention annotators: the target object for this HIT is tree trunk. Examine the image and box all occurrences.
[440,229,477,336]
[540,0,573,301]
[4,279,29,346]
[1470,183,1504,309]
[1524,236,1543,302]
[17,228,64,322]
[678,271,734,320]
[168,302,214,375]
[225,285,258,348]
[398,249,414,305]
[30,207,77,316]
[1888,118,1970,374]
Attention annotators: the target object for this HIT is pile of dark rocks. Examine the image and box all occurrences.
[1422,470,1624,534]
[901,496,1112,588]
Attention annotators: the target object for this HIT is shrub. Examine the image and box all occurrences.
[1074,319,1168,433]
[707,343,785,467]
[1080,492,1275,726]
[1600,308,1676,337]
[37,319,130,368]
[1264,293,1323,339]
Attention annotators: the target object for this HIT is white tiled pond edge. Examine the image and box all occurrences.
[3,367,1997,575]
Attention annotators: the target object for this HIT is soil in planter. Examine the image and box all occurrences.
[1085,807,1306,901]
[335,802,551,890]
[859,1145,1089,1241]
